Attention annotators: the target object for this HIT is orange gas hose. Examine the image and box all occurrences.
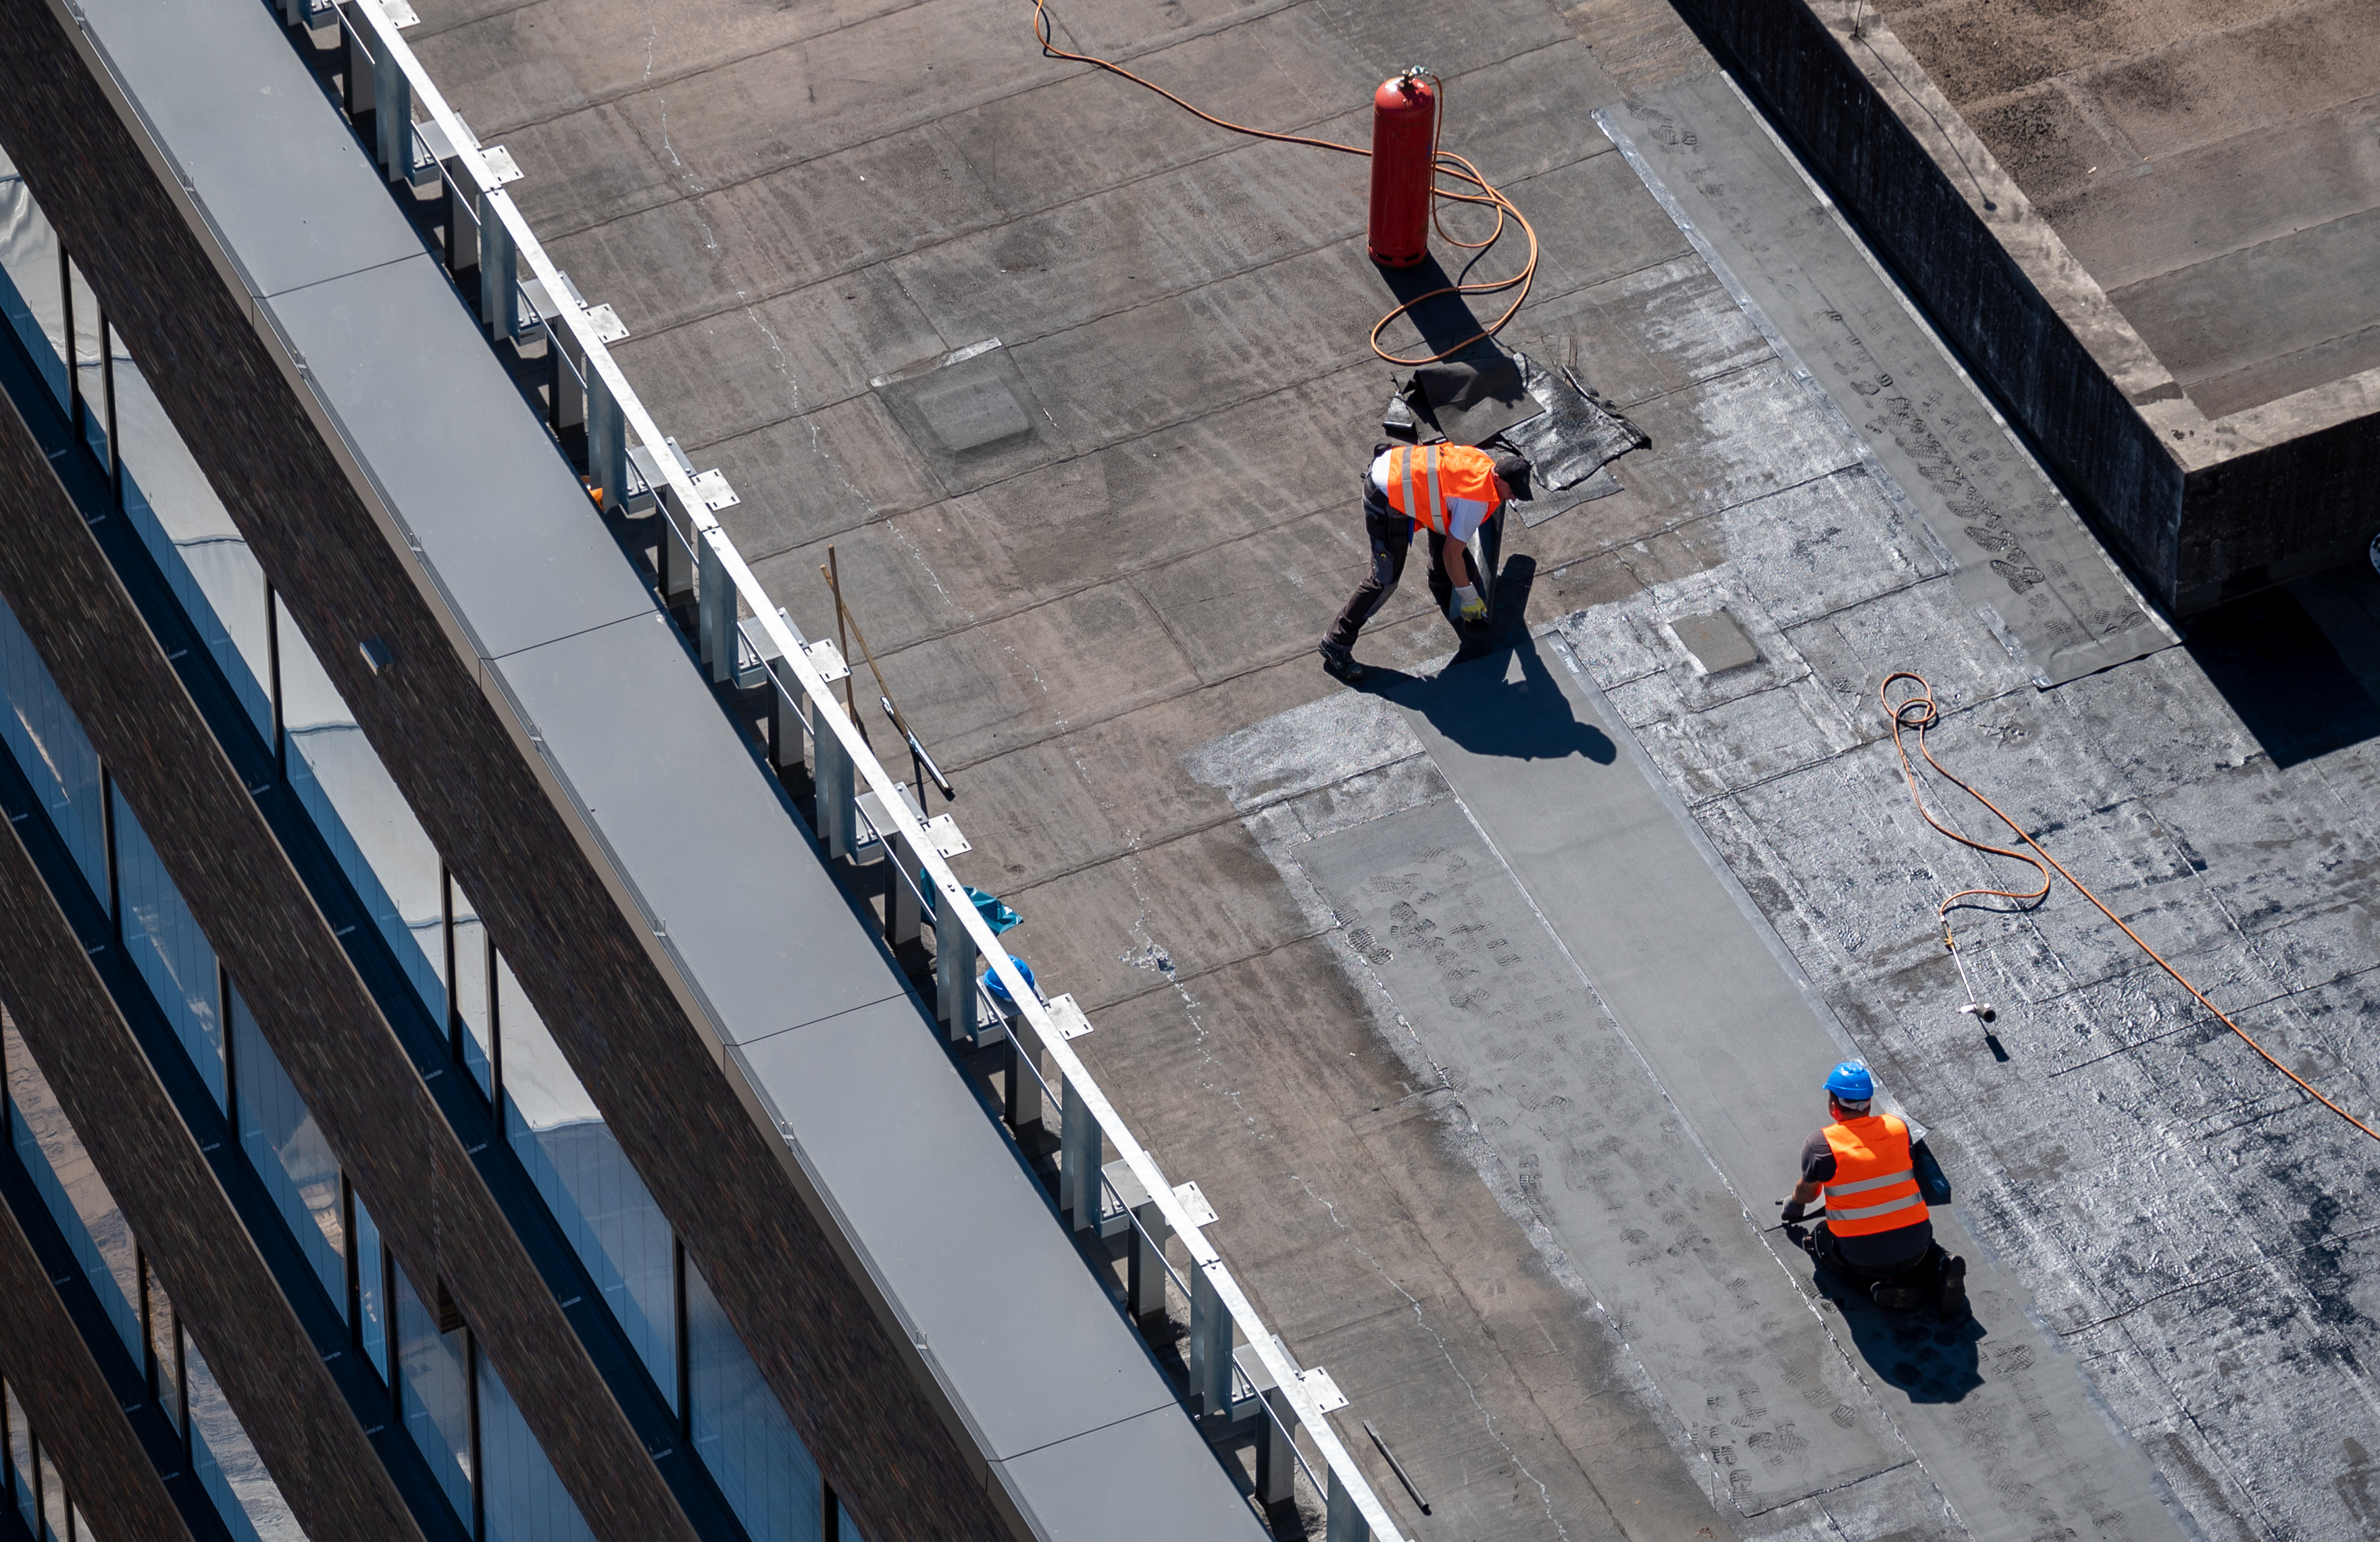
[1030,1,1538,365]
[1881,671,2380,1146]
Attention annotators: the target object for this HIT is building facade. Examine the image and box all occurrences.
[0,0,1290,1538]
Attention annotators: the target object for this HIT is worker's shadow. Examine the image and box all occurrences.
[1808,1267,1985,1404]
[1372,620,1618,765]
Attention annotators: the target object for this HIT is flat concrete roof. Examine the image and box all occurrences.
[1881,0,2380,417]
[409,0,2380,1537]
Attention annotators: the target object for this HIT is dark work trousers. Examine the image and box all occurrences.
[1808,1218,1934,1280]
[1325,509,1456,649]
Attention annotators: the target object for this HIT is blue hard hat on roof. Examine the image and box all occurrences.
[1824,1061,1875,1100]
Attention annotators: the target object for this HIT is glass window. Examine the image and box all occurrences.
[66,256,103,465]
[36,1439,66,1542]
[0,149,67,409]
[111,788,227,1108]
[478,1345,595,1542]
[6,1019,141,1362]
[232,992,347,1310]
[395,1266,472,1524]
[687,1259,821,1542]
[450,875,492,1096]
[502,1000,674,1399]
[355,1196,388,1382]
[146,1255,182,1438]
[186,1333,308,1542]
[108,330,273,741]
[6,1380,33,1533]
[0,595,107,899]
[277,601,445,1021]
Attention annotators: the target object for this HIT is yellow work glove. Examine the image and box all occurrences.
[1450,584,1488,625]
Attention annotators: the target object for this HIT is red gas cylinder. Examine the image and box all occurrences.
[1367,72,1437,268]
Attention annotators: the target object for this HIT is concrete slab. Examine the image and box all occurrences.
[1598,78,2173,684]
[2110,205,2380,403]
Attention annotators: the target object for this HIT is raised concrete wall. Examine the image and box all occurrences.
[1673,0,2380,614]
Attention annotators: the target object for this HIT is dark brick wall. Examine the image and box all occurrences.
[1669,0,2378,613]
[0,1177,195,1542]
[0,3,1005,1539]
[0,775,417,1542]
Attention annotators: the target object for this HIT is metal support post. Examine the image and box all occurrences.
[479,192,519,341]
[1059,1075,1098,1231]
[344,22,376,119]
[1128,1197,1170,1327]
[935,894,977,1043]
[1255,1385,1296,1506]
[443,162,479,278]
[885,827,922,946]
[771,684,808,774]
[697,536,733,683]
[1004,1032,1042,1137]
[1326,1467,1371,1542]
[812,722,855,861]
[280,0,307,28]
[374,42,411,180]
[551,318,587,433]
[586,371,626,513]
[1188,1262,1233,1419]
[659,485,697,602]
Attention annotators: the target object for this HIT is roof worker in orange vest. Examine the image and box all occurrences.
[1783,1062,1968,1315]
[1318,440,1518,682]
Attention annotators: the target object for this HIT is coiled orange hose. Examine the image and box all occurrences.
[1029,1,1537,365]
[1881,671,2380,1146]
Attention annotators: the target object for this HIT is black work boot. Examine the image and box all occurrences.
[1319,640,1365,682]
[1936,1254,1969,1319]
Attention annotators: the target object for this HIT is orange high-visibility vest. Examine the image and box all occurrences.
[1381,442,1500,534]
[1820,1114,1928,1237]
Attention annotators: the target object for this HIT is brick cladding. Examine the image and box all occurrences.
[0,2,1005,1539]
[0,1169,195,1542]
[0,768,418,1542]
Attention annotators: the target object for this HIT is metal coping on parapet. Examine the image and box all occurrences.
[290,3,1409,1537]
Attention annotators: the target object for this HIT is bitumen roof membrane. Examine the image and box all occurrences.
[408,0,2380,1535]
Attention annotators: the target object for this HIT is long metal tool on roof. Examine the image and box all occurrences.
[340,4,1409,1536]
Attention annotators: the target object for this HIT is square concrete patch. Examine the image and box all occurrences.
[1673,609,1760,673]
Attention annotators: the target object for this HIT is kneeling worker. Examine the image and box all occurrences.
[1783,1062,1967,1314]
[1319,441,1513,682]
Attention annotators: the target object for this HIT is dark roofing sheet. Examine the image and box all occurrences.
[264,255,655,662]
[489,611,902,1036]
[81,0,421,299]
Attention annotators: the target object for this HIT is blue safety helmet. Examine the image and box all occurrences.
[1823,1061,1875,1101]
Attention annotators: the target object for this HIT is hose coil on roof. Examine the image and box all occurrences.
[1883,671,2380,1148]
[1029,0,1538,365]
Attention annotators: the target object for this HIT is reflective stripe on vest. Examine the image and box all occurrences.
[1820,1114,1928,1237]
[1400,444,1431,530]
[1385,442,1498,534]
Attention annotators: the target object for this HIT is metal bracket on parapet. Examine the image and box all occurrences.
[1044,992,1093,1041]
[857,786,967,947]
